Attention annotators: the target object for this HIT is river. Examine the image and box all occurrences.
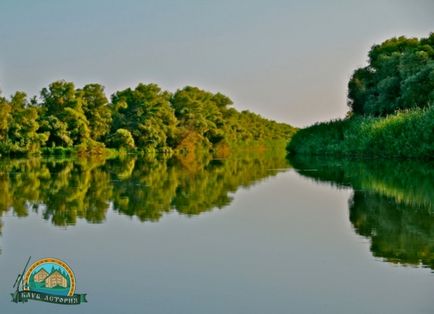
[0,151,433,313]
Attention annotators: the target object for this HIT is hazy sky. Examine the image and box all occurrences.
[0,0,433,126]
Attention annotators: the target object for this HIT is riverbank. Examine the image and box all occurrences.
[22,138,290,163]
[286,105,434,159]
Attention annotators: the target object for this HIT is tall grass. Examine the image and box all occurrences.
[287,106,434,159]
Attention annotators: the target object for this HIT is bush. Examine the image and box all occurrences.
[287,106,434,159]
[109,129,135,150]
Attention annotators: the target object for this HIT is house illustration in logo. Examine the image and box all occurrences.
[31,267,68,288]
[45,270,68,288]
[33,268,49,282]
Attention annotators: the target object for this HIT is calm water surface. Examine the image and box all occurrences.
[0,152,433,313]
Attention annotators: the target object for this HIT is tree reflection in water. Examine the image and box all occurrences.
[289,156,434,270]
[0,148,289,232]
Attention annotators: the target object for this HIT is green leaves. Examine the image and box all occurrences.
[110,129,135,150]
[111,83,177,150]
[0,80,294,156]
[348,33,434,116]
[40,81,88,147]
[171,86,294,148]
[80,84,111,141]
[287,106,434,159]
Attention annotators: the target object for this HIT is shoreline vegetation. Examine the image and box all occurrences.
[287,33,434,159]
[0,82,295,158]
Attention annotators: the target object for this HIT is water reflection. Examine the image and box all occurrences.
[289,156,434,269]
[0,150,289,233]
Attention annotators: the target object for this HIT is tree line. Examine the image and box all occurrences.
[287,33,434,159]
[0,82,295,156]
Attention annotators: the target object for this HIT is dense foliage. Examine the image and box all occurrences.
[0,82,295,157]
[287,33,434,159]
[287,106,434,158]
[348,33,434,116]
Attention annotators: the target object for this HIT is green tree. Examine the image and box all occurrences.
[1,80,293,156]
[348,34,434,116]
[171,86,229,144]
[0,93,12,153]
[80,84,112,141]
[111,83,177,151]
[7,92,47,154]
[110,128,135,150]
[39,80,90,146]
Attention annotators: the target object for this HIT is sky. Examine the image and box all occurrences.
[0,0,433,127]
